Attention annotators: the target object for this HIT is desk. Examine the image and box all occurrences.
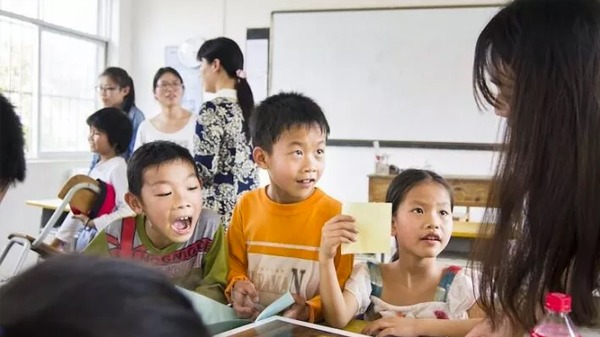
[214,316,364,337]
[26,199,70,229]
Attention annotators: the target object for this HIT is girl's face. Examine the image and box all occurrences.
[392,181,453,259]
[88,126,115,157]
[199,58,218,93]
[97,75,129,109]
[154,72,183,108]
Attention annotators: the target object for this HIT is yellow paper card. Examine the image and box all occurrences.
[341,202,392,255]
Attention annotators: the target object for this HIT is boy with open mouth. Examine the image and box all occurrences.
[84,141,227,304]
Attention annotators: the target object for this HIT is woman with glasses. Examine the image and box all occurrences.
[96,67,145,163]
[133,67,197,155]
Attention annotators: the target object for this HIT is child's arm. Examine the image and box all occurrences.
[90,161,133,231]
[195,224,228,304]
[362,316,485,337]
[319,214,359,327]
[363,302,487,337]
[224,202,260,318]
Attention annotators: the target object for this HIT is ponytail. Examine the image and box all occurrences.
[235,76,254,140]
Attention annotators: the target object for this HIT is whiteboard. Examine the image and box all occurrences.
[270,6,504,144]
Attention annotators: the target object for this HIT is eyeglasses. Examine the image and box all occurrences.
[156,82,183,90]
[95,85,119,93]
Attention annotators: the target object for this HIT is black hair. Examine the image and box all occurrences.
[152,67,184,90]
[197,37,254,140]
[250,92,330,153]
[86,107,133,156]
[0,255,209,337]
[100,67,137,112]
[127,141,199,197]
[472,0,600,329]
[386,169,454,261]
[0,93,26,193]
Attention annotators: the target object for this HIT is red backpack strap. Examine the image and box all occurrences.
[117,217,137,259]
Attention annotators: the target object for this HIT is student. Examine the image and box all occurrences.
[226,92,354,322]
[0,93,26,204]
[133,67,196,155]
[320,169,484,337]
[84,141,228,304]
[194,37,259,227]
[466,0,600,335]
[96,67,145,162]
[52,108,133,250]
[0,255,209,337]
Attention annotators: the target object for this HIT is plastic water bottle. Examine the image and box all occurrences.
[531,293,581,337]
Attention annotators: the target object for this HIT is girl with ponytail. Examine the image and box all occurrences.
[195,37,259,227]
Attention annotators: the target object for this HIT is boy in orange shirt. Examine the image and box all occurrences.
[226,92,354,323]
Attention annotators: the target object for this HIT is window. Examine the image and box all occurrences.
[0,0,108,158]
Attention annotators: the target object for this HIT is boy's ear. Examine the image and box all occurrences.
[125,192,144,215]
[252,147,269,169]
[391,218,397,236]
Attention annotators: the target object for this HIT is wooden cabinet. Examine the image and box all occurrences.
[368,174,494,207]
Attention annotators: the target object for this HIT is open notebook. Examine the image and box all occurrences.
[178,287,295,335]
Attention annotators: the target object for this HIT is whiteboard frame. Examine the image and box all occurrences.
[268,4,505,151]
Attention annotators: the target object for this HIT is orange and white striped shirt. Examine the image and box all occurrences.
[226,187,354,322]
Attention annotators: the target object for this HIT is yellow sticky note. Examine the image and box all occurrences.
[341,202,392,255]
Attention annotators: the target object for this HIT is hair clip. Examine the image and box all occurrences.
[236,69,247,79]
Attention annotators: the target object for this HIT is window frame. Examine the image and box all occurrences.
[0,3,109,160]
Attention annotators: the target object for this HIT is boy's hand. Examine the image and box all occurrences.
[319,214,358,260]
[282,294,310,321]
[231,280,260,319]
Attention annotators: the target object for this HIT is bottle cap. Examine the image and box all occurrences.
[545,292,572,313]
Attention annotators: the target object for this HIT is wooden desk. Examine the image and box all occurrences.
[26,199,70,229]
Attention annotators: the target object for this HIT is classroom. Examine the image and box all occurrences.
[0,0,597,336]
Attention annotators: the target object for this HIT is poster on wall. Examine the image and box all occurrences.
[165,45,203,113]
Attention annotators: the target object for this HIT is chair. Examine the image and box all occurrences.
[0,175,101,279]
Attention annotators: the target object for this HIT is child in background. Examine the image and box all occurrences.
[134,67,196,155]
[226,92,354,322]
[51,108,134,251]
[0,255,209,337]
[84,141,228,304]
[320,169,484,337]
[94,67,145,164]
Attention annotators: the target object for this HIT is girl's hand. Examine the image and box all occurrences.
[319,214,357,261]
[362,316,419,337]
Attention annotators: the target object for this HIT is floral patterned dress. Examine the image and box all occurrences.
[193,91,259,228]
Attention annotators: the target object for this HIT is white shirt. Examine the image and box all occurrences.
[134,114,198,155]
[88,156,133,230]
